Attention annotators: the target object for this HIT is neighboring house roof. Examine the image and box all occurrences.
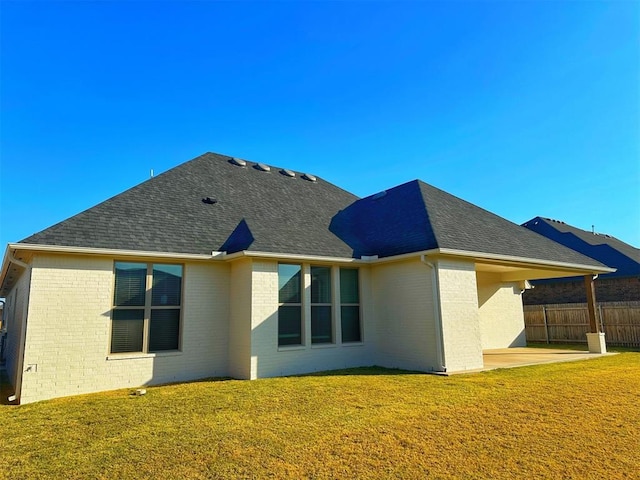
[17,152,606,271]
[20,153,359,258]
[522,217,640,278]
[330,180,606,267]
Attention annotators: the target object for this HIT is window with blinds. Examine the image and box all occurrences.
[311,266,332,344]
[111,262,183,354]
[340,268,361,343]
[278,264,302,346]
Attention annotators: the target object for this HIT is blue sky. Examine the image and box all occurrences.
[1,1,638,249]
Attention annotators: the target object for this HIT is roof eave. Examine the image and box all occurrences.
[0,245,14,295]
[222,250,365,265]
[434,248,616,274]
[6,243,224,261]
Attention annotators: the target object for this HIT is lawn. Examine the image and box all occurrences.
[1,353,639,479]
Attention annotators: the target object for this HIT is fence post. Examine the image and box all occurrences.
[542,305,549,344]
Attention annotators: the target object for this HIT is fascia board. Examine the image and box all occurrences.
[222,250,365,265]
[7,243,223,261]
[435,248,616,274]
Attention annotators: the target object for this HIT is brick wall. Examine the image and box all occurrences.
[436,259,484,372]
[476,271,527,349]
[19,254,230,404]
[248,260,376,379]
[228,259,252,379]
[3,267,32,394]
[371,258,439,372]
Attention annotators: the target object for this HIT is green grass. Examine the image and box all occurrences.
[1,354,639,479]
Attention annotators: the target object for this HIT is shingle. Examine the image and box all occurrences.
[418,181,605,267]
[19,153,609,269]
[522,217,640,276]
[20,153,359,257]
[329,180,606,268]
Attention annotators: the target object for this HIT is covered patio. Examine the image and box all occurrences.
[481,346,614,371]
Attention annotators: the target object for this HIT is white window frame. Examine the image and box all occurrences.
[110,262,183,355]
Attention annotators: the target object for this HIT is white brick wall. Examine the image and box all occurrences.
[13,251,532,403]
[228,259,252,379]
[3,268,32,394]
[371,258,440,372]
[18,254,230,404]
[436,259,484,372]
[476,272,526,349]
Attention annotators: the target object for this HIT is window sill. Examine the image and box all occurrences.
[106,351,183,361]
[277,345,306,352]
[311,343,337,349]
[341,342,364,347]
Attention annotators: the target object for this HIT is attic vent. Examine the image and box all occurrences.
[255,163,271,172]
[280,168,296,178]
[202,197,218,205]
[229,157,247,167]
[301,173,317,182]
[372,191,387,200]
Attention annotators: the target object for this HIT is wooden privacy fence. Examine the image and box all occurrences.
[524,301,640,347]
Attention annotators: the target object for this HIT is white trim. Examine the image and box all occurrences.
[435,248,615,273]
[106,351,183,361]
[7,243,222,260]
[2,242,614,283]
[223,250,365,264]
[277,345,306,352]
[367,249,440,264]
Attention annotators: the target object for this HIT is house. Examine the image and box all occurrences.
[521,217,640,305]
[0,153,613,404]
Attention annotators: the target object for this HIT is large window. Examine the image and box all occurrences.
[278,264,302,346]
[340,268,361,343]
[311,266,332,344]
[111,262,183,354]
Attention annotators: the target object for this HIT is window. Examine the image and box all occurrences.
[111,262,183,354]
[340,268,361,342]
[311,266,332,344]
[278,264,302,346]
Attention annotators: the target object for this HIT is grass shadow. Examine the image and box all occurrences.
[293,365,427,378]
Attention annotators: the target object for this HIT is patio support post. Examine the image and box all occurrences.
[584,275,606,353]
[584,275,599,333]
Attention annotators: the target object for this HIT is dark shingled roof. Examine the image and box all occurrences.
[19,152,607,269]
[329,180,606,267]
[20,152,359,257]
[522,217,640,277]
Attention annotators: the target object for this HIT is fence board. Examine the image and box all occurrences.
[524,301,640,347]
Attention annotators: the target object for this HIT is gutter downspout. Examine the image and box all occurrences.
[421,255,446,373]
[7,252,32,404]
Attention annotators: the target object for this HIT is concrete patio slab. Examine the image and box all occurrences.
[481,347,615,371]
